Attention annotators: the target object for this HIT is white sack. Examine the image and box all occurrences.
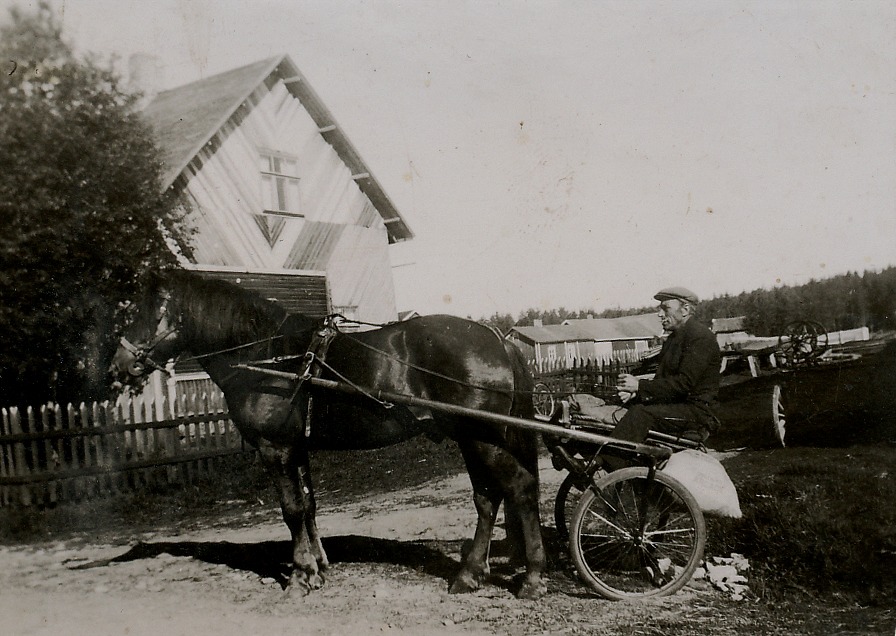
[661,449,742,518]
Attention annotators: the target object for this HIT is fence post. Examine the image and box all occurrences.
[10,408,31,506]
[1,408,12,506]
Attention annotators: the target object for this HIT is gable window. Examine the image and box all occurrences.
[259,151,302,217]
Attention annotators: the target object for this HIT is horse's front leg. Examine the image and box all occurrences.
[298,454,328,574]
[258,442,323,595]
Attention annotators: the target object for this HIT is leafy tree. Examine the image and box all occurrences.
[0,3,190,406]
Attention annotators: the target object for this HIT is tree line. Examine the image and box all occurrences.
[478,267,896,337]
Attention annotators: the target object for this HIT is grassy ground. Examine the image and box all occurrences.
[707,445,896,604]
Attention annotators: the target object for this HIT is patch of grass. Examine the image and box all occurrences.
[708,445,896,605]
[311,435,466,500]
[0,454,274,544]
[0,436,467,546]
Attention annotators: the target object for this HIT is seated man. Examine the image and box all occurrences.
[612,286,721,450]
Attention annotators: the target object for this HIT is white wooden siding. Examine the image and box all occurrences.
[180,77,397,322]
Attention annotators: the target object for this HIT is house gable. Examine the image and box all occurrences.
[142,55,412,243]
[142,54,410,325]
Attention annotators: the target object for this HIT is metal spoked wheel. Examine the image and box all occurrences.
[532,382,555,418]
[554,472,588,543]
[778,320,829,368]
[569,467,706,600]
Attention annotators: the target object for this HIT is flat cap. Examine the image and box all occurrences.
[654,286,699,304]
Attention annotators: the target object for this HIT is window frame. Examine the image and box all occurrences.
[259,149,303,218]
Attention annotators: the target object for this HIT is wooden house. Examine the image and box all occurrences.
[141,54,412,325]
[135,54,413,406]
[507,313,663,369]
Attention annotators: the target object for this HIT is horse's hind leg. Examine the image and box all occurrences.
[451,440,502,594]
[258,442,323,595]
[455,438,546,599]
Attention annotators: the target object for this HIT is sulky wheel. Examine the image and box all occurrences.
[569,467,706,600]
[778,320,829,368]
[554,472,590,543]
[532,382,555,418]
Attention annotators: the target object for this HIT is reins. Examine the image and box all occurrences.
[337,332,517,397]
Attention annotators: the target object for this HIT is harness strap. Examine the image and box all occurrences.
[340,333,515,396]
[311,356,393,409]
[290,318,340,438]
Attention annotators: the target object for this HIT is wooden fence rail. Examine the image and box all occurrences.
[0,391,251,508]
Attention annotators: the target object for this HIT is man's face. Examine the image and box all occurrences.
[658,299,690,332]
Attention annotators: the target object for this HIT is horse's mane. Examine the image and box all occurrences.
[161,270,314,352]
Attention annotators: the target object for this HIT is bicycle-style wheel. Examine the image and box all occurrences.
[569,467,705,600]
[554,472,586,543]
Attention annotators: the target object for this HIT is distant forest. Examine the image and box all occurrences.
[479,267,896,337]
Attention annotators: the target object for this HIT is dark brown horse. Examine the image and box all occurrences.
[109,270,546,598]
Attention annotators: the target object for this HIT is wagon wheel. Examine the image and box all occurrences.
[778,320,829,367]
[532,382,555,418]
[768,384,786,448]
[569,468,706,600]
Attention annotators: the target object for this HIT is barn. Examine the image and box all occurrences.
[506,313,663,369]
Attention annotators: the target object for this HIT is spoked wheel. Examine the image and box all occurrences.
[569,467,706,600]
[554,472,589,543]
[778,320,828,368]
[532,382,555,418]
[769,384,786,447]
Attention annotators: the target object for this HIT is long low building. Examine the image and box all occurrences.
[507,313,664,368]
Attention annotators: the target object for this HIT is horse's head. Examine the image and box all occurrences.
[109,282,183,390]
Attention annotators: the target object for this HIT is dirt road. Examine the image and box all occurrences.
[1,458,743,636]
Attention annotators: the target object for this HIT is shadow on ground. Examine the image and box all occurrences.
[69,526,578,594]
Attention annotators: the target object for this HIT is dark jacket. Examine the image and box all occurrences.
[637,317,720,412]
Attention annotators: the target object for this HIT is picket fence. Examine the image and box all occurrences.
[0,391,250,507]
[528,355,641,400]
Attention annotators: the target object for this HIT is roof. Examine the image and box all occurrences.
[510,313,663,344]
[712,316,747,333]
[142,54,413,244]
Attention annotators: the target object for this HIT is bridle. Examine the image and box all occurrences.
[119,294,180,377]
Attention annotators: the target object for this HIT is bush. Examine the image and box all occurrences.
[708,445,896,604]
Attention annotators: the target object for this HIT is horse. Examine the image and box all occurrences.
[109,269,546,599]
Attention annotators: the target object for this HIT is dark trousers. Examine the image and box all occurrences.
[610,403,711,444]
[603,403,712,472]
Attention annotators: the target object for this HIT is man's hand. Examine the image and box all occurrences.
[616,373,640,394]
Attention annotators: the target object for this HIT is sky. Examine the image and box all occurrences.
[10,0,895,318]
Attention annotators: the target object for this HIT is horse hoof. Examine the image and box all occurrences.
[285,583,311,599]
[287,571,324,596]
[307,572,325,590]
[449,574,479,595]
[516,578,547,600]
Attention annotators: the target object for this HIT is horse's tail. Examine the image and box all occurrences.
[502,339,539,479]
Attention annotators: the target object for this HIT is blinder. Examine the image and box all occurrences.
[118,292,179,377]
